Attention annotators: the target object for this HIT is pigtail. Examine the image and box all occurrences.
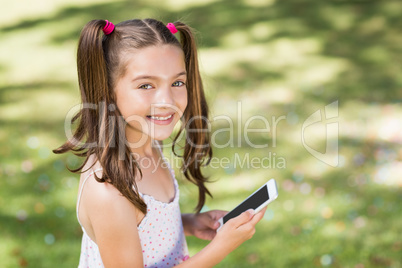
[53,20,108,163]
[172,22,213,213]
[54,20,147,214]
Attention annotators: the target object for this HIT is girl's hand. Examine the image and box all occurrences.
[213,207,267,254]
[175,208,268,268]
[182,210,227,240]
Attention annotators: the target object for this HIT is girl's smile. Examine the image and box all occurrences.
[146,113,175,125]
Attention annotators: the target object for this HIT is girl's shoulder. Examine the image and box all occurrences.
[79,154,123,204]
[78,154,142,240]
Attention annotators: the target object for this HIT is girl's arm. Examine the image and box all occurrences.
[83,178,144,268]
[176,208,267,268]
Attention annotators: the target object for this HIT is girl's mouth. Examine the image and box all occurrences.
[146,114,174,125]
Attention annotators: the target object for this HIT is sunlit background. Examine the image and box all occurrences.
[1,0,401,267]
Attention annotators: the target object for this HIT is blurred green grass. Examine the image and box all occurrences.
[1,0,401,267]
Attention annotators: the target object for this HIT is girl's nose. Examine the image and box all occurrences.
[155,84,175,106]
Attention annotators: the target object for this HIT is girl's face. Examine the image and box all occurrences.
[114,45,188,145]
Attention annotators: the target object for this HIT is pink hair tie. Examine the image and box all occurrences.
[166,23,177,34]
[103,20,115,35]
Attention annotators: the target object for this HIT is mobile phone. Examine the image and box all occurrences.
[217,178,278,231]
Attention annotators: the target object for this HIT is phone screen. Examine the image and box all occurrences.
[222,185,269,224]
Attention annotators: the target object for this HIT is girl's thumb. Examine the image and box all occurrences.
[242,209,255,221]
[246,209,255,216]
[230,209,255,228]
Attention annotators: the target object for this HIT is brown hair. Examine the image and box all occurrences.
[53,19,212,214]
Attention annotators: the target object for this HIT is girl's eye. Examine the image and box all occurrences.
[139,84,153,90]
[172,81,185,87]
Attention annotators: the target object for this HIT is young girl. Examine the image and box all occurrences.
[54,18,266,267]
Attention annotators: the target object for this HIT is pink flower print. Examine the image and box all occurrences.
[183,255,189,261]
